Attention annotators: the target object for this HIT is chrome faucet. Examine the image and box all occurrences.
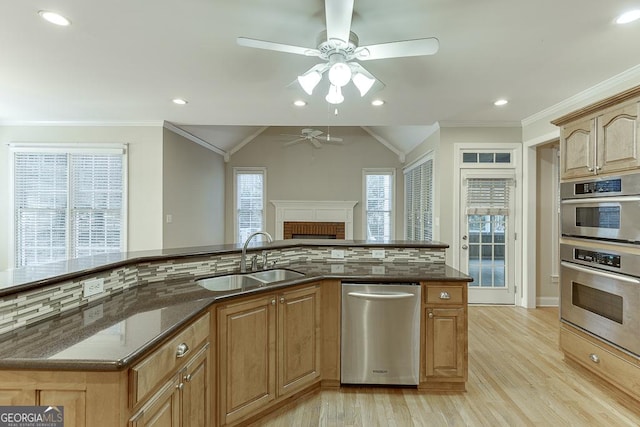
[240,231,273,272]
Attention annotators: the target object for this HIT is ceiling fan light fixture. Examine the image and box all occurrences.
[297,71,322,95]
[352,72,376,96]
[616,10,640,24]
[328,62,352,87]
[326,84,344,104]
[38,10,71,26]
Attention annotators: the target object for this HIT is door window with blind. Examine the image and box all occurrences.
[234,168,266,243]
[363,169,394,240]
[404,156,434,241]
[11,144,126,268]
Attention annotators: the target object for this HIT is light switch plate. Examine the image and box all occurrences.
[372,249,385,259]
[331,249,345,259]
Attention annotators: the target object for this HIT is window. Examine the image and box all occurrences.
[404,156,434,241]
[364,169,394,241]
[462,151,512,164]
[234,168,266,243]
[12,144,126,267]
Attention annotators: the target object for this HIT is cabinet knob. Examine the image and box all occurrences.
[280,297,285,304]
[589,353,600,364]
[176,343,190,358]
[176,383,185,391]
[271,299,276,305]
[428,312,434,319]
[184,374,192,382]
[588,167,594,172]
[440,291,451,300]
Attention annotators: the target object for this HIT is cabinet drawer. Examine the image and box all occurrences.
[560,325,640,400]
[130,312,210,406]
[425,286,464,305]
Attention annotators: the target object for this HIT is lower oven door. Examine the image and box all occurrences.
[560,261,640,356]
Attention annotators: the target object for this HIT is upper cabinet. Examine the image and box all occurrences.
[553,87,640,181]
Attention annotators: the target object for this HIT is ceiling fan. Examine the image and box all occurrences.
[237,0,439,104]
[281,128,344,148]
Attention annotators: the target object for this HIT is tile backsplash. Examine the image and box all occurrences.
[0,245,445,335]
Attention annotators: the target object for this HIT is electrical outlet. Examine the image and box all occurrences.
[83,304,104,325]
[372,265,386,275]
[331,249,344,259]
[331,264,345,274]
[166,214,173,223]
[372,249,386,259]
[83,278,104,298]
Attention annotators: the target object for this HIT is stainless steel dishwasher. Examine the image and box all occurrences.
[341,282,421,385]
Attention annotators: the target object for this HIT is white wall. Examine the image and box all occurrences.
[0,125,164,270]
[162,128,225,248]
[225,126,403,243]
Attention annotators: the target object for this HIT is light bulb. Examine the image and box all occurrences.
[325,85,344,104]
[328,62,351,87]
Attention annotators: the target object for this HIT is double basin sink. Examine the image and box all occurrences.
[197,269,305,292]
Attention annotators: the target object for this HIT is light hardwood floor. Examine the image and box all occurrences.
[249,306,640,426]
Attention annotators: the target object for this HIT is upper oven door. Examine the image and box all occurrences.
[560,196,640,242]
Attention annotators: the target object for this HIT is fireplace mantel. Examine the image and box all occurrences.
[271,200,358,240]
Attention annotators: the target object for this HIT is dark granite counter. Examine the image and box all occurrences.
[0,261,470,371]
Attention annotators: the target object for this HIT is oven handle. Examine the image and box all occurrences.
[560,261,640,284]
[561,196,640,204]
[347,291,415,300]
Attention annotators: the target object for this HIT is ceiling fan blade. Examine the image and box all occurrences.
[283,138,306,146]
[325,0,354,45]
[237,37,320,57]
[326,136,343,142]
[356,37,440,60]
[308,129,324,138]
[311,139,323,149]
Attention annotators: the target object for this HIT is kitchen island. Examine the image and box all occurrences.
[0,240,471,426]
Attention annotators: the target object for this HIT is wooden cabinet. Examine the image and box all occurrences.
[129,313,211,427]
[420,281,468,391]
[217,283,321,426]
[554,90,640,180]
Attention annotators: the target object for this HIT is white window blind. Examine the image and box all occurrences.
[13,149,125,267]
[364,171,394,240]
[465,178,512,215]
[404,158,433,241]
[235,169,265,243]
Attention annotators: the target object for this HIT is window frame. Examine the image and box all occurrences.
[362,168,395,241]
[9,142,128,268]
[233,167,267,243]
[403,152,435,241]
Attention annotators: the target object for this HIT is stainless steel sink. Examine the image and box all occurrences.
[196,269,304,292]
[197,274,263,291]
[247,269,305,283]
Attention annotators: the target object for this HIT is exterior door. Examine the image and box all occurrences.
[459,170,516,304]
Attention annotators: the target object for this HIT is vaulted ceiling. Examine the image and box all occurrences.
[2,1,640,155]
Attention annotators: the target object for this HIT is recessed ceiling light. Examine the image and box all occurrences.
[494,99,508,106]
[371,99,385,106]
[172,98,188,105]
[38,10,71,26]
[293,100,307,107]
[616,10,640,24]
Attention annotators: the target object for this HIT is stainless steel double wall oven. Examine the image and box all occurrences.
[560,173,640,357]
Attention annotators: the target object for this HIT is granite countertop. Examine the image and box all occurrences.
[0,261,470,371]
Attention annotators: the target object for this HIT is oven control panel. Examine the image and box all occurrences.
[574,178,622,195]
[574,248,621,268]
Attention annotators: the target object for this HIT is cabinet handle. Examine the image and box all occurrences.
[271,299,276,305]
[184,374,192,382]
[589,353,600,364]
[280,297,285,304]
[440,291,451,300]
[428,312,434,319]
[176,343,190,358]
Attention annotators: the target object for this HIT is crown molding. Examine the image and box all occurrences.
[438,120,521,128]
[0,120,163,127]
[522,63,640,127]
[163,121,227,157]
[360,126,406,163]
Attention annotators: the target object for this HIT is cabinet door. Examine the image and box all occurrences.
[424,307,466,381]
[39,390,86,427]
[0,389,36,405]
[597,101,640,174]
[277,285,321,397]
[181,345,210,427]
[129,378,180,427]
[561,117,596,179]
[218,295,276,425]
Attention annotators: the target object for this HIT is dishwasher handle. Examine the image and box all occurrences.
[347,291,415,300]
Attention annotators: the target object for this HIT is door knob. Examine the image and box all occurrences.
[462,244,468,250]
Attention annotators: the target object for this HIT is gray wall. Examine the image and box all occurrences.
[225,126,403,243]
[162,129,225,248]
